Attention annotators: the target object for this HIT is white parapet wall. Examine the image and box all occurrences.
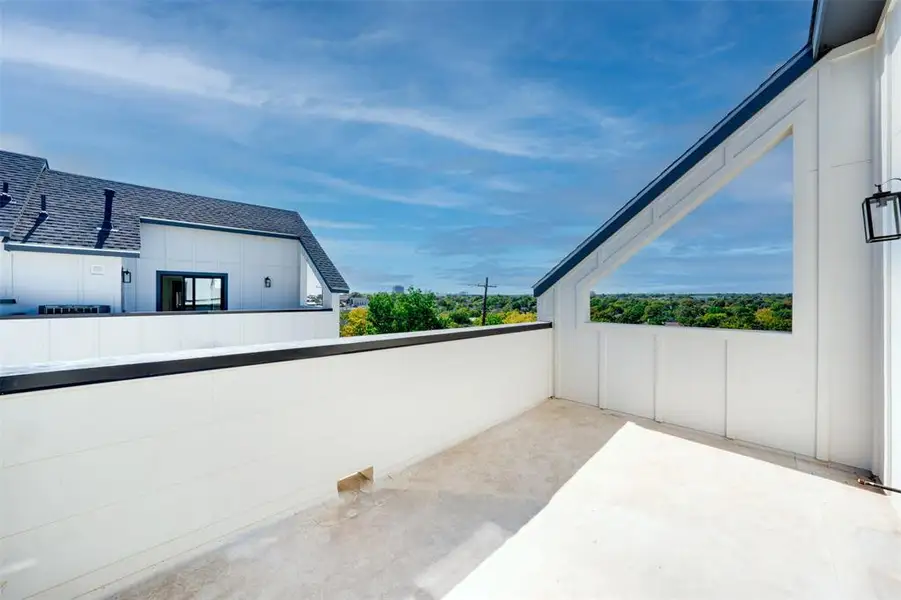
[0,322,553,600]
[0,309,339,369]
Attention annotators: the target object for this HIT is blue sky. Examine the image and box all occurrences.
[0,0,808,294]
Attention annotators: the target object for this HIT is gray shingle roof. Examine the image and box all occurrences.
[0,151,47,236]
[0,150,349,293]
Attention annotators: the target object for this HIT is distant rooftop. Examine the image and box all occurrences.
[0,149,349,292]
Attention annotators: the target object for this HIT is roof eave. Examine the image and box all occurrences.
[810,0,826,59]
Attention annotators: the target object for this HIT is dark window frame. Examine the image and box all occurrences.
[156,271,229,312]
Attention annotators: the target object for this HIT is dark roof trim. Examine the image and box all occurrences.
[810,0,826,58]
[140,217,301,241]
[533,45,815,298]
[0,321,552,395]
[4,241,140,258]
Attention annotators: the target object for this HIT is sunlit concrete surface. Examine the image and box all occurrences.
[447,418,901,600]
[111,399,901,600]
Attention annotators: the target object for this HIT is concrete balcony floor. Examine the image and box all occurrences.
[112,399,901,600]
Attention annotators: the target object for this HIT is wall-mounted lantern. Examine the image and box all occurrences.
[121,268,132,284]
[264,276,272,288]
[863,179,901,243]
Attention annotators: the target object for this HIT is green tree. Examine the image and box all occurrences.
[484,312,505,326]
[699,312,728,328]
[367,288,444,334]
[643,301,668,325]
[448,307,473,326]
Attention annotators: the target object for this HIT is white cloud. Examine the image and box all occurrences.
[0,19,640,161]
[0,23,266,105]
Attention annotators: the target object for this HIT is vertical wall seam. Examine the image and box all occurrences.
[597,331,603,408]
[723,339,730,438]
[812,63,827,462]
[652,333,659,422]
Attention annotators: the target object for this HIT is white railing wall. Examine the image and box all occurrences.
[0,309,338,369]
[0,323,552,600]
[590,323,814,456]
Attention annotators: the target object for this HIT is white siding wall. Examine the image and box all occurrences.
[816,40,879,470]
[2,251,122,314]
[0,310,338,367]
[540,39,879,469]
[124,223,304,312]
[878,0,901,515]
[0,326,553,600]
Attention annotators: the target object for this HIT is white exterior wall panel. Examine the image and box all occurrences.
[126,223,303,313]
[4,252,122,314]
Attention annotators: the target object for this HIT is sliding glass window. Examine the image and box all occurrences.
[158,272,228,311]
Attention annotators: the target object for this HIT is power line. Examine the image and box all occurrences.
[466,277,498,326]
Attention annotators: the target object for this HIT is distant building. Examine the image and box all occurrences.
[347,297,369,308]
[393,285,405,294]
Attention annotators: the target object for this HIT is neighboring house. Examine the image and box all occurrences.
[0,150,349,315]
[346,297,370,309]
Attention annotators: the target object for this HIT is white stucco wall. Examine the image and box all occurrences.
[539,38,879,469]
[0,325,552,600]
[0,250,122,314]
[123,223,307,313]
[0,309,338,368]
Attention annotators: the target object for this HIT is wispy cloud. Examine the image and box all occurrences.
[304,218,374,230]
[1,23,266,106]
[294,169,469,208]
[1,0,808,294]
[0,19,641,161]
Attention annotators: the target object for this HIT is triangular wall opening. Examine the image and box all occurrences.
[590,136,793,331]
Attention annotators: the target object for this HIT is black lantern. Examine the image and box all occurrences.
[121,268,132,284]
[264,276,272,288]
[863,180,901,243]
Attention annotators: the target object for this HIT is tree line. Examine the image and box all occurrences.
[338,290,792,337]
[589,293,792,331]
[340,289,537,337]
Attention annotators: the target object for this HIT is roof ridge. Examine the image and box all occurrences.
[47,167,302,218]
[0,148,48,163]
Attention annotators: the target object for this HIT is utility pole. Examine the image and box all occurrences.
[467,277,497,326]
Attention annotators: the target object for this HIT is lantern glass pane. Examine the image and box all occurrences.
[866,194,901,241]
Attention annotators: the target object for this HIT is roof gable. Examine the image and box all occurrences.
[535,0,889,298]
[533,46,814,297]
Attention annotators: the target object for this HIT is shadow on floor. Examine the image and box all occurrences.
[110,399,882,599]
